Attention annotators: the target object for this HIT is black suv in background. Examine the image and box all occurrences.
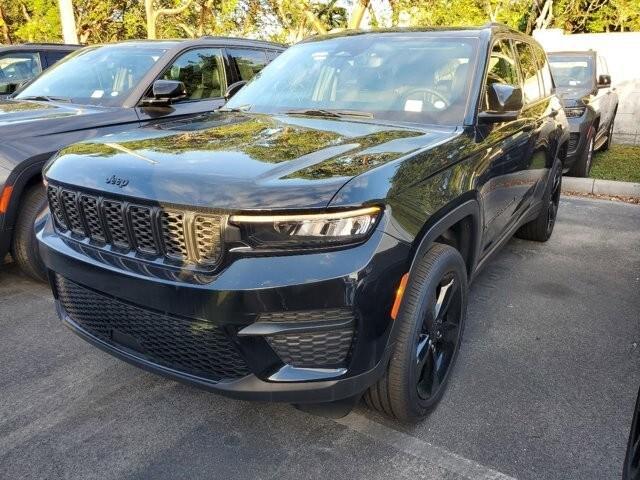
[0,37,284,279]
[38,24,569,421]
[548,51,618,176]
[0,43,81,98]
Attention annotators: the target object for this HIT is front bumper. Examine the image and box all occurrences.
[38,213,410,403]
[564,113,593,171]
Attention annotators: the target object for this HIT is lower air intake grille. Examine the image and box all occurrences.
[568,132,580,152]
[55,275,250,381]
[262,309,356,368]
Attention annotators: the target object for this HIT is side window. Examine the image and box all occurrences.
[484,40,519,110]
[266,50,281,62]
[44,51,71,67]
[0,52,42,93]
[227,48,267,82]
[159,48,225,101]
[597,55,608,76]
[534,45,553,97]
[515,41,542,104]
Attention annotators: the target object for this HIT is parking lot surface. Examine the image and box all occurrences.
[1,196,639,480]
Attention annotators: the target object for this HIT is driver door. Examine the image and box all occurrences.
[136,48,227,123]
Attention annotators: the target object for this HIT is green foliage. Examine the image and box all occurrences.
[0,0,638,45]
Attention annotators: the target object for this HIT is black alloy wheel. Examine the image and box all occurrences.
[415,272,463,401]
[365,243,468,422]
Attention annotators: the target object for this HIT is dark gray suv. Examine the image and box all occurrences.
[0,43,80,98]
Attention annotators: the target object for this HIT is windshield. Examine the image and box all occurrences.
[548,55,594,88]
[15,45,166,106]
[226,35,478,125]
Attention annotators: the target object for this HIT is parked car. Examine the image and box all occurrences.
[548,50,618,177]
[38,24,569,421]
[0,37,284,279]
[0,43,81,99]
[624,387,640,480]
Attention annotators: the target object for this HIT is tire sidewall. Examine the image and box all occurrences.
[395,245,468,418]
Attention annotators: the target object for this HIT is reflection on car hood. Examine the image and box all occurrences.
[45,111,458,210]
[0,99,114,138]
[555,86,593,107]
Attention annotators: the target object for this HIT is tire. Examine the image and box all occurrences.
[365,243,468,422]
[600,115,615,152]
[568,125,595,177]
[516,158,562,243]
[11,183,47,282]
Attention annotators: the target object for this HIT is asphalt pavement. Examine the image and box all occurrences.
[1,196,639,480]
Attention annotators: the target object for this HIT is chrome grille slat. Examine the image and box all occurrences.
[46,184,223,269]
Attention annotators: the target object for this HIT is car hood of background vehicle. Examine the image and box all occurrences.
[555,86,594,107]
[0,99,114,137]
[45,112,458,210]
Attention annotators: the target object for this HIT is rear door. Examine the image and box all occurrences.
[596,55,614,134]
[136,47,227,122]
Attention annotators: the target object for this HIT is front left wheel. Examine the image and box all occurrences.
[365,243,468,422]
[11,183,47,282]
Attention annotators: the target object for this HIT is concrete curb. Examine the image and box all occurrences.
[561,177,640,197]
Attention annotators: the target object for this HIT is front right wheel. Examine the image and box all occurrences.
[365,243,468,422]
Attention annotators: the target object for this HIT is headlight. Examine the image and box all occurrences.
[565,107,586,118]
[229,206,381,249]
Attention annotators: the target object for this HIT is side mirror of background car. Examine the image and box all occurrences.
[141,80,186,106]
[478,83,523,123]
[0,82,19,95]
[224,81,247,100]
[597,74,612,88]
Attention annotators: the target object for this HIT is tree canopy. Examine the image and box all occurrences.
[0,0,638,45]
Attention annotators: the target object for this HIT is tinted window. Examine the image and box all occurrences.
[484,40,519,109]
[534,45,553,96]
[160,48,225,101]
[16,45,165,106]
[0,52,42,93]
[548,54,594,88]
[515,41,542,103]
[226,36,478,126]
[44,51,72,67]
[227,48,267,81]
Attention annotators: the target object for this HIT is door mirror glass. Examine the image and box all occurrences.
[479,84,523,123]
[597,74,611,88]
[142,79,186,106]
[224,80,247,100]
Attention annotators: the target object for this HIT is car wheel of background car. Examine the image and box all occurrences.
[600,115,616,152]
[516,158,562,243]
[365,243,468,422]
[623,388,640,480]
[11,184,47,282]
[569,126,595,177]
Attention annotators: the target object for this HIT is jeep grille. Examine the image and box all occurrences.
[46,184,224,269]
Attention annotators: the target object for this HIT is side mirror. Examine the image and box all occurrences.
[141,80,186,106]
[478,83,523,124]
[224,81,247,100]
[597,74,611,89]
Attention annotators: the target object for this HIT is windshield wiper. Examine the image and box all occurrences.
[283,108,374,119]
[219,104,252,112]
[19,95,72,103]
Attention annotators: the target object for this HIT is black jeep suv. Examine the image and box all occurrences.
[38,24,569,421]
[0,37,283,279]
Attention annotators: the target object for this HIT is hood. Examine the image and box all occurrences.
[0,99,117,138]
[45,112,457,210]
[555,86,593,107]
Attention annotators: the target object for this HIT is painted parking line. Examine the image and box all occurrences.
[336,412,516,480]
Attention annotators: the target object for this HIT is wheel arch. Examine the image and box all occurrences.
[407,196,482,280]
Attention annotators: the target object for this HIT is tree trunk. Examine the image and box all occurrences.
[348,0,369,29]
[145,0,156,39]
[58,0,79,44]
[0,4,12,44]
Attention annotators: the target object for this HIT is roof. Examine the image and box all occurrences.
[113,37,285,50]
[0,43,81,51]
[300,23,532,43]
